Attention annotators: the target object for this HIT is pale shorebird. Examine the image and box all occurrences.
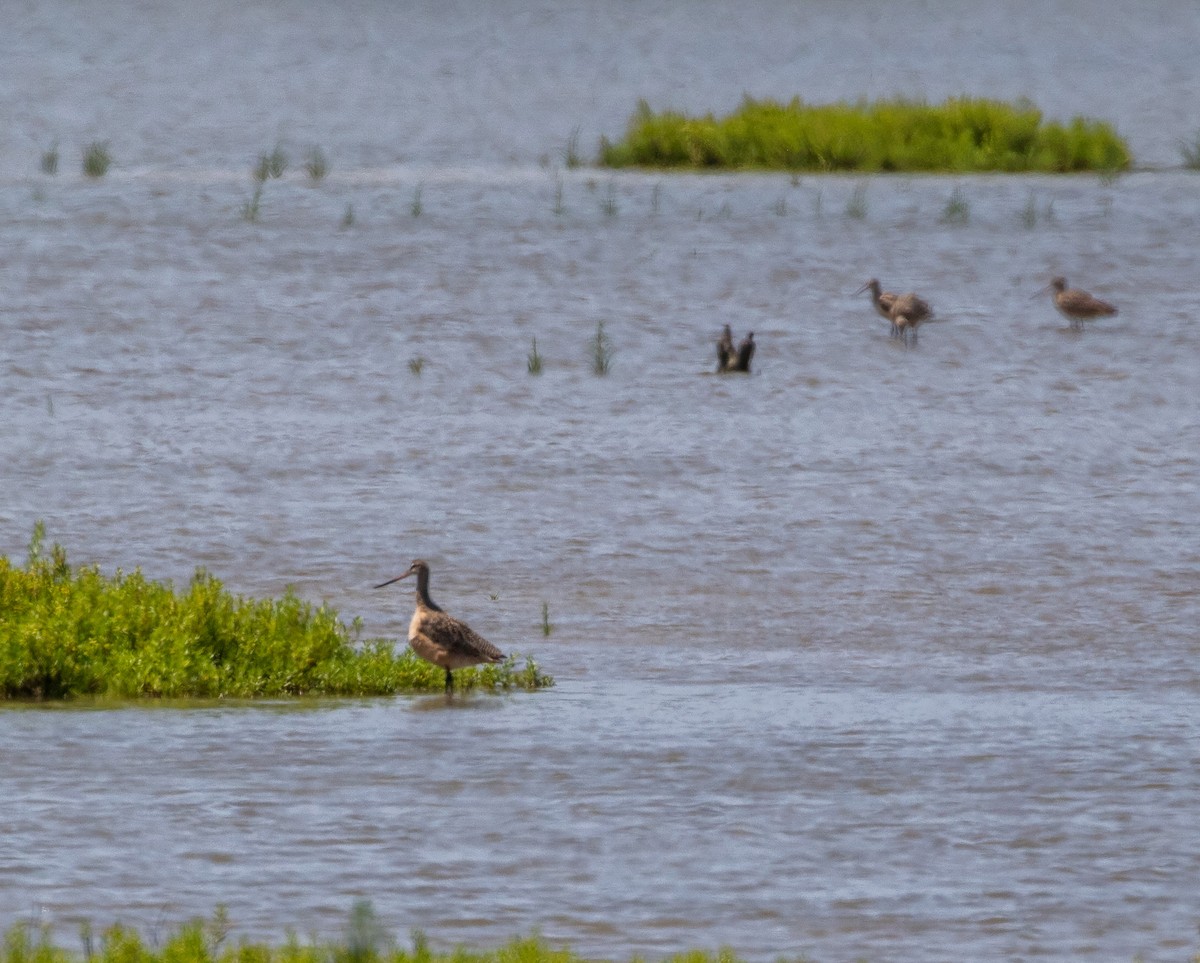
[856,279,932,345]
[1042,276,1118,331]
[375,559,505,693]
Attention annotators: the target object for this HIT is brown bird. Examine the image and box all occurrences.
[1043,276,1118,331]
[856,278,900,336]
[375,559,505,693]
[856,279,931,345]
[716,324,735,372]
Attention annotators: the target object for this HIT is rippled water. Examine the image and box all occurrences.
[3,1,1200,960]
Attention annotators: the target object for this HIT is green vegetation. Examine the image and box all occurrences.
[82,141,112,178]
[0,910,772,963]
[540,601,553,636]
[589,321,614,375]
[303,147,329,182]
[240,184,263,223]
[1178,130,1200,169]
[940,185,970,224]
[562,126,583,169]
[254,145,288,182]
[600,96,1131,173]
[410,183,424,217]
[0,525,551,699]
[527,337,543,375]
[844,182,867,220]
[40,143,59,175]
[408,356,426,375]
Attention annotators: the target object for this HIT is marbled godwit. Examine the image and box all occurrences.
[1043,276,1118,331]
[856,279,931,344]
[856,278,901,337]
[375,559,505,693]
[716,324,735,372]
[889,291,933,345]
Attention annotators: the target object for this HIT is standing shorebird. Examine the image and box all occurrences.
[375,559,506,693]
[856,279,932,345]
[856,278,900,337]
[1042,276,1118,331]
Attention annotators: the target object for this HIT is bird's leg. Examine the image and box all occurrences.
[444,668,453,693]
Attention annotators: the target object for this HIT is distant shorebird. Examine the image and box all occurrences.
[856,278,932,345]
[715,326,755,373]
[716,324,736,372]
[1042,276,1118,331]
[856,278,900,337]
[375,559,505,693]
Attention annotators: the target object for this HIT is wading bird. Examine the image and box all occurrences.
[1042,276,1118,331]
[855,278,899,337]
[856,279,932,345]
[375,559,505,693]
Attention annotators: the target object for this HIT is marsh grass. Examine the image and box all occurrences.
[0,912,770,963]
[82,142,111,178]
[540,601,553,637]
[1020,191,1039,228]
[408,356,425,375]
[553,175,565,215]
[527,337,543,375]
[0,525,551,699]
[600,96,1131,172]
[342,203,355,228]
[1180,131,1200,169]
[303,147,329,182]
[240,185,263,223]
[589,321,614,375]
[410,183,424,217]
[254,145,288,182]
[562,125,583,169]
[940,185,970,224]
[844,182,868,219]
[600,180,618,217]
[40,143,59,175]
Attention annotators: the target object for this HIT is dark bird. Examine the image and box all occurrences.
[733,331,755,372]
[1043,276,1118,331]
[375,559,505,693]
[716,324,735,372]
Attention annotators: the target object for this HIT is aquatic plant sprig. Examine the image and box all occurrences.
[0,525,551,699]
[600,96,1131,173]
[82,141,112,178]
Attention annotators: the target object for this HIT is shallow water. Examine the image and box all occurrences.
[3,1,1200,960]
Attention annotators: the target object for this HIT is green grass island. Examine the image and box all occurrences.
[0,526,551,700]
[599,96,1131,173]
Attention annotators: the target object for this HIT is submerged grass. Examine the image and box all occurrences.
[82,142,112,178]
[0,525,551,699]
[0,912,779,963]
[600,96,1131,173]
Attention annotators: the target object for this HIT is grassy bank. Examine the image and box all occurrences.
[599,97,1131,172]
[0,525,551,699]
[1,913,746,963]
